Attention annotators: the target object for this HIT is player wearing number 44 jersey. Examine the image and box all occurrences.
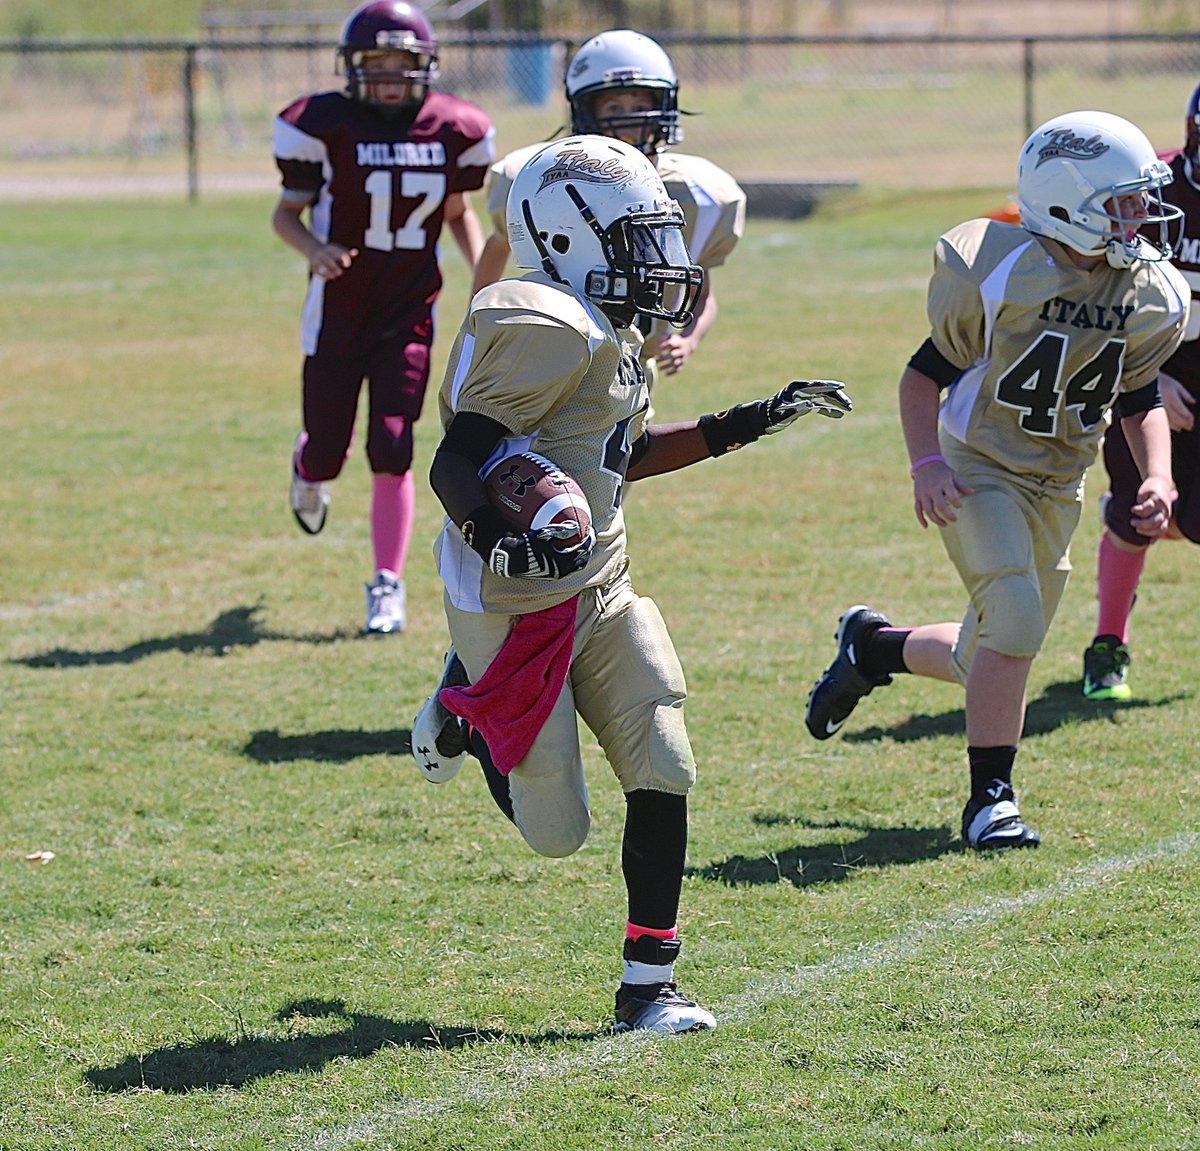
[271,0,494,634]
[805,110,1188,851]
[413,135,851,1033]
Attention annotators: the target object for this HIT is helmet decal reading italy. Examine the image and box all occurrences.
[538,145,636,192]
[1016,110,1182,267]
[1034,128,1109,167]
[506,135,702,325]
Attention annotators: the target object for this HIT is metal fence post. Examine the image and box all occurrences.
[183,44,198,203]
[1023,37,1034,137]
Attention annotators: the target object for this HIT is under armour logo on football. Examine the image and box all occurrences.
[495,463,536,497]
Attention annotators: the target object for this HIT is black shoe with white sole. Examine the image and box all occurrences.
[805,604,893,740]
[961,780,1040,851]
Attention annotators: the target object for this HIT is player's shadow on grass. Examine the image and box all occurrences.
[841,678,1187,744]
[12,605,355,669]
[84,998,593,1094]
[244,727,412,763]
[687,819,956,887]
[1024,679,1188,734]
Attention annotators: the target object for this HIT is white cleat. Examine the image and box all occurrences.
[290,436,329,535]
[411,650,471,782]
[613,936,716,1033]
[613,983,717,1034]
[363,571,406,635]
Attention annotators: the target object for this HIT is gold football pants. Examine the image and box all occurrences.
[445,566,696,858]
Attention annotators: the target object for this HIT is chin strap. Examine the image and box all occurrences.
[603,303,637,328]
[1105,233,1170,269]
[521,198,567,284]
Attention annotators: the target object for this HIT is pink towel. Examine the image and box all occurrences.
[440,595,578,775]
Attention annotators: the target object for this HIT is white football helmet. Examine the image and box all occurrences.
[565,29,681,155]
[1016,110,1182,269]
[506,135,703,326]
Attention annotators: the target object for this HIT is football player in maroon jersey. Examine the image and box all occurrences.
[272,0,494,634]
[1083,85,1200,700]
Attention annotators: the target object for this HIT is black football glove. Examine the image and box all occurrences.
[762,380,853,433]
[699,379,852,456]
[486,524,596,580]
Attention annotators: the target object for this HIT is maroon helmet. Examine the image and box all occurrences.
[338,0,439,112]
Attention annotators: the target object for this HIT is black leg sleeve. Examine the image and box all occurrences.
[622,790,688,930]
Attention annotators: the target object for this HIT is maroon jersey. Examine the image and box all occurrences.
[273,90,494,355]
[1160,150,1200,388]
[1103,150,1200,546]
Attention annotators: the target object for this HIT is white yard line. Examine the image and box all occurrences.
[305,831,1200,1148]
[0,582,149,621]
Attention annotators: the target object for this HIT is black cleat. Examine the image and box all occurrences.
[614,981,717,1034]
[962,780,1040,851]
[613,938,715,1034]
[805,604,893,739]
[1082,635,1132,702]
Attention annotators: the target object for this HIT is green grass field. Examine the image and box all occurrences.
[2,189,1199,1150]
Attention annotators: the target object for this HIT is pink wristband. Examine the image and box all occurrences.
[909,454,946,478]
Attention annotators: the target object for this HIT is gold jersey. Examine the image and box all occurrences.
[929,218,1189,482]
[434,272,649,614]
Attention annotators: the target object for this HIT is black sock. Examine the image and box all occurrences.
[623,790,687,930]
[862,627,912,677]
[471,729,514,823]
[968,745,1017,799]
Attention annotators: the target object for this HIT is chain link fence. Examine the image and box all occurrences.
[1,33,1198,202]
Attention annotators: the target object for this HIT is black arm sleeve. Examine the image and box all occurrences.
[1115,379,1163,419]
[438,411,515,469]
[429,411,516,551]
[908,337,963,390]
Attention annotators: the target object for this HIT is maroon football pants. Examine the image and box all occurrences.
[299,333,431,480]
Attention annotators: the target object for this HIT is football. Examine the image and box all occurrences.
[483,451,592,548]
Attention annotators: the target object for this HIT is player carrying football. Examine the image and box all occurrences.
[805,110,1188,851]
[412,135,851,1032]
[272,0,494,634]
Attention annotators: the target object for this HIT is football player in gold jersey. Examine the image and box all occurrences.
[411,136,850,1032]
[471,29,745,392]
[806,110,1187,851]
